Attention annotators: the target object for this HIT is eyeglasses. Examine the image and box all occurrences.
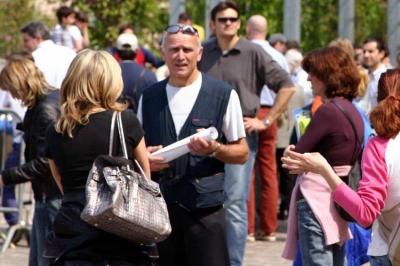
[165,25,198,35]
[217,17,239,23]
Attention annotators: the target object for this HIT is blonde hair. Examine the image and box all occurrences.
[357,68,369,98]
[328,38,355,59]
[0,58,52,109]
[55,49,126,137]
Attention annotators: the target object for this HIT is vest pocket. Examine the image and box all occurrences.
[190,118,214,136]
[179,173,227,211]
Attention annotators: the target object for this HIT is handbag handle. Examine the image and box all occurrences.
[109,111,117,156]
[110,111,147,178]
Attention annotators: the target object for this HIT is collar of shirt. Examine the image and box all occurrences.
[369,64,387,80]
[210,36,245,55]
[37,40,55,50]
[251,39,272,48]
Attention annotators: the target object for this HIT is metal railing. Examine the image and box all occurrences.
[0,109,31,253]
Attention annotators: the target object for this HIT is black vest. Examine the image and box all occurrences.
[142,73,232,211]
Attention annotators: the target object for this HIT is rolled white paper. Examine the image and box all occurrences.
[150,127,219,163]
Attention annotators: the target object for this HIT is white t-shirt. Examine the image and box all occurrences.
[137,73,245,142]
[69,25,82,42]
[32,40,76,89]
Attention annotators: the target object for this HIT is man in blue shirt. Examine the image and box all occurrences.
[116,33,157,113]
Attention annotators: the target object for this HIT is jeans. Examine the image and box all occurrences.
[29,193,62,266]
[225,132,258,266]
[2,143,21,226]
[370,256,392,266]
[297,200,346,266]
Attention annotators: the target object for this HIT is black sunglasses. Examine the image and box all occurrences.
[165,25,198,35]
[217,17,239,23]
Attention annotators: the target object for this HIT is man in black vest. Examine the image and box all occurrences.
[137,24,249,266]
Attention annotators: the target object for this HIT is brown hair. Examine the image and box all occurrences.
[328,39,369,98]
[0,58,53,109]
[302,46,360,101]
[369,69,400,138]
[211,1,240,21]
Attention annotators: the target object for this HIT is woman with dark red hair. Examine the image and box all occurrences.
[281,46,364,266]
[283,69,400,266]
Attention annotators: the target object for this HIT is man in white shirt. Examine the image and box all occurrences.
[358,37,387,115]
[20,20,76,89]
[245,15,291,242]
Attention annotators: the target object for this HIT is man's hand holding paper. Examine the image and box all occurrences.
[188,128,218,155]
[149,127,219,163]
[147,145,170,171]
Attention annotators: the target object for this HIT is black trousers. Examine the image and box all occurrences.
[52,260,153,266]
[157,204,230,266]
[276,148,297,213]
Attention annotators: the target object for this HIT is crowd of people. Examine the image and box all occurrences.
[0,0,399,266]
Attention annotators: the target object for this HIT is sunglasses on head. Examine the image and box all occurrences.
[165,25,198,35]
[217,17,239,23]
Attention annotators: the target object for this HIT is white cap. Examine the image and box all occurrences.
[116,33,139,51]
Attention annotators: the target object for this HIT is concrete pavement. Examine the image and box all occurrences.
[0,219,291,266]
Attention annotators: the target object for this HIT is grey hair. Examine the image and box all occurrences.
[20,20,50,40]
[285,49,303,74]
[160,32,202,51]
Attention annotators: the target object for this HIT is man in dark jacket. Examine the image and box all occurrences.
[0,64,61,266]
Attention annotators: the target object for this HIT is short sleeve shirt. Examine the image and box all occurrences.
[45,110,144,193]
[198,37,294,117]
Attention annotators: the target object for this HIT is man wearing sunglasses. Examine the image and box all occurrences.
[137,24,249,266]
[198,1,295,266]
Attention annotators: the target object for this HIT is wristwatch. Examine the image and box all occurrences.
[209,142,221,158]
[262,118,271,127]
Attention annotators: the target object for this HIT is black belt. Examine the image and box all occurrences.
[260,105,272,108]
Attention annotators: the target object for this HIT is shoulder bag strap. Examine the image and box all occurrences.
[116,112,148,177]
[116,112,128,159]
[331,101,362,164]
[130,68,147,112]
[108,111,117,156]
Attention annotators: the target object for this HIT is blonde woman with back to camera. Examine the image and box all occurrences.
[44,49,153,266]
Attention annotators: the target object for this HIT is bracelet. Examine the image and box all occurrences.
[208,142,221,158]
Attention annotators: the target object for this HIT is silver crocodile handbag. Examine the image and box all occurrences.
[81,111,171,244]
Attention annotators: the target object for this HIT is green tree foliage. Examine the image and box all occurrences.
[186,0,387,53]
[301,0,338,52]
[355,0,387,46]
[0,0,389,58]
[70,0,168,51]
[0,0,55,57]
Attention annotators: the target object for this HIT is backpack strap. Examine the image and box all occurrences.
[130,68,147,112]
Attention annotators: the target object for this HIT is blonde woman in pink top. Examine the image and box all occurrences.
[282,69,400,266]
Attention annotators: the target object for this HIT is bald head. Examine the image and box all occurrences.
[246,15,268,40]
